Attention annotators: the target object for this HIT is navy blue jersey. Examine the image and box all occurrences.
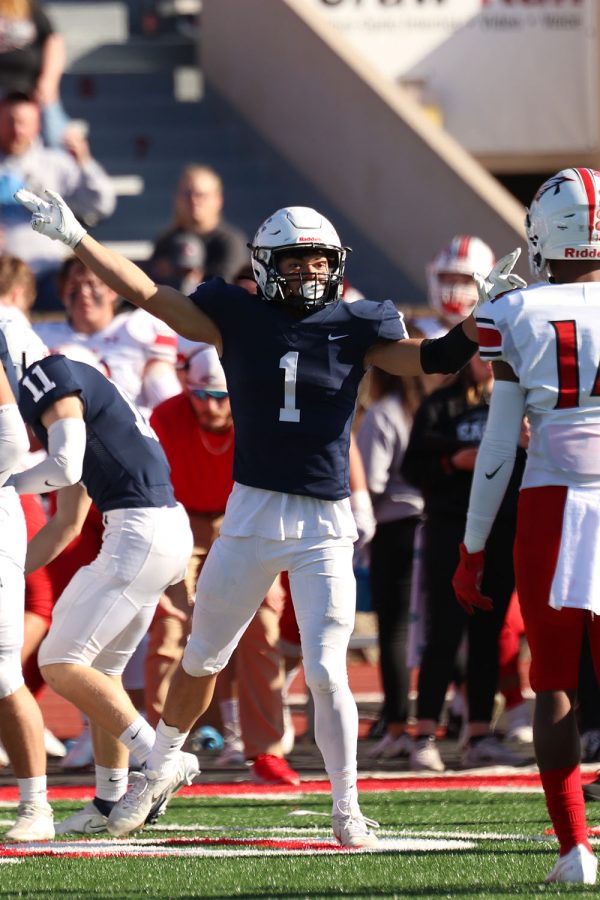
[0,329,19,399]
[189,279,408,500]
[18,355,176,513]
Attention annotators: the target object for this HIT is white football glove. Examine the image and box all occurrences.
[474,247,527,307]
[14,188,86,249]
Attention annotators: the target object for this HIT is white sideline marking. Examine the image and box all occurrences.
[0,837,475,857]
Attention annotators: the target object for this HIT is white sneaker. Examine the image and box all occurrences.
[503,702,533,748]
[332,801,379,848]
[462,735,522,768]
[367,733,412,760]
[0,739,9,767]
[214,740,246,767]
[55,801,108,835]
[107,751,200,837]
[410,737,445,772]
[545,844,598,884]
[61,725,94,769]
[44,728,67,759]
[4,801,54,842]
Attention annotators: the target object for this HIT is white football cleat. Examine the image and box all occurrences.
[545,844,597,884]
[4,801,54,842]
[410,737,445,772]
[332,801,379,848]
[107,751,199,837]
[55,801,108,835]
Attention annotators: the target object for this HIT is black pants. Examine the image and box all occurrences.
[370,516,420,725]
[416,513,515,725]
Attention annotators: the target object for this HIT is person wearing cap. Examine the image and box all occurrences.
[147,345,301,786]
[151,164,248,284]
[149,231,207,296]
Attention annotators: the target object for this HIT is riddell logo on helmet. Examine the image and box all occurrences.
[564,248,600,258]
[297,237,319,242]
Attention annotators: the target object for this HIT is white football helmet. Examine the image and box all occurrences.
[526,167,600,280]
[427,235,495,324]
[0,309,48,380]
[250,206,348,309]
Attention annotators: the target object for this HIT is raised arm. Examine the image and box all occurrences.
[365,249,525,378]
[15,189,223,352]
[365,318,478,377]
[25,482,92,574]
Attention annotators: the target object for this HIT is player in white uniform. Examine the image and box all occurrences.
[0,328,54,842]
[34,258,181,415]
[453,168,600,885]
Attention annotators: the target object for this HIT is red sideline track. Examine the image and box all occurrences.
[1,772,595,802]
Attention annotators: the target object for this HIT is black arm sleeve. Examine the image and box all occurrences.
[419,323,478,374]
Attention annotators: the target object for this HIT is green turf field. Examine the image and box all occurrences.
[0,789,597,898]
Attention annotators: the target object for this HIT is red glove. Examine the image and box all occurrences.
[452,544,493,615]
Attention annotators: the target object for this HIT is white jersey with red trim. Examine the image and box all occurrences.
[476,282,600,489]
[35,308,178,409]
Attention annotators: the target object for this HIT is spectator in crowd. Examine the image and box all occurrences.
[149,229,206,295]
[0,93,115,308]
[403,354,526,772]
[34,256,181,415]
[151,164,248,284]
[0,326,52,841]
[0,0,70,147]
[454,170,600,885]
[16,193,487,848]
[356,345,427,760]
[14,353,195,837]
[148,345,300,786]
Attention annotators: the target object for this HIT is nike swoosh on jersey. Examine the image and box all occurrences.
[328,334,349,341]
[44,479,61,487]
[485,462,505,480]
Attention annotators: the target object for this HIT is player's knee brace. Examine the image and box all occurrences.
[303,658,346,695]
[0,646,24,699]
[182,636,229,678]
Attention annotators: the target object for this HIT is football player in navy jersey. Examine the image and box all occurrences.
[15,189,515,847]
[10,352,197,836]
[0,330,55,842]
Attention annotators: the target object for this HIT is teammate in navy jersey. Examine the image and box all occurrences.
[11,353,197,836]
[15,189,509,847]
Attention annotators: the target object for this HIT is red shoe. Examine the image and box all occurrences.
[250,754,301,786]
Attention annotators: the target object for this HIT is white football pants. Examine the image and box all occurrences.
[183,533,358,795]
[39,504,192,676]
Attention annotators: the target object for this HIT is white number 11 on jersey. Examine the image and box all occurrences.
[279,352,300,422]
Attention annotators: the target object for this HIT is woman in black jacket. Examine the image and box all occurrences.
[403,354,526,771]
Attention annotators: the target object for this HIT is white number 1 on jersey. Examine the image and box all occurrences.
[279,352,300,422]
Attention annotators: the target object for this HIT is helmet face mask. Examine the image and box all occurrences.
[250,207,348,310]
[526,167,600,281]
[427,235,495,324]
